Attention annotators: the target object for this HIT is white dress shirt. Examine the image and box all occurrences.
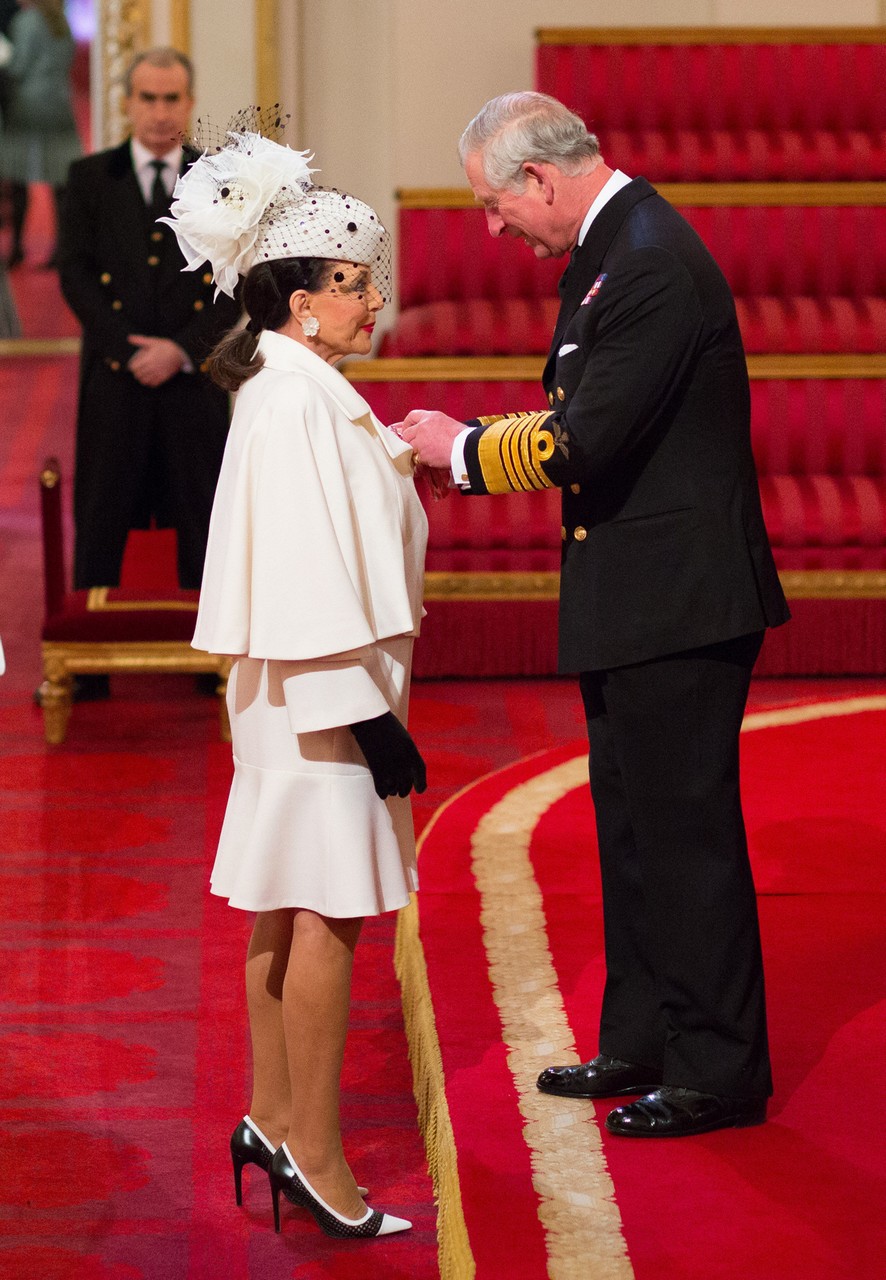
[130,139,183,203]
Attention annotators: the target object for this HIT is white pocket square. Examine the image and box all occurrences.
[558,343,579,356]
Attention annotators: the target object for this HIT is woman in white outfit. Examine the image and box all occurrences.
[165,129,427,1241]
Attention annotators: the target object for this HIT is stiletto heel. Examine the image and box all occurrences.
[230,1116,275,1206]
[269,1143,410,1238]
[231,1116,370,1208]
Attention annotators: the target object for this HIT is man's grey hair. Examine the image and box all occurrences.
[458,92,600,191]
[124,47,194,96]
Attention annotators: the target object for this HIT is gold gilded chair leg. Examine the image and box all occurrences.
[39,674,73,745]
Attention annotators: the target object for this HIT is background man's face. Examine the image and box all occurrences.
[125,61,193,156]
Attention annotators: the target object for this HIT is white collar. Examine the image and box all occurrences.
[577,169,633,246]
[256,330,408,461]
[130,137,183,175]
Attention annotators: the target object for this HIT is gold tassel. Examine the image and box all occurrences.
[395,895,476,1279]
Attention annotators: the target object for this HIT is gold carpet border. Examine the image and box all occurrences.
[471,756,633,1279]
[741,693,886,732]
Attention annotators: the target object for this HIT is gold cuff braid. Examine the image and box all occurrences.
[475,412,557,493]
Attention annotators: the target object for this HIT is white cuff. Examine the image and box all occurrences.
[451,428,473,489]
[280,653,390,734]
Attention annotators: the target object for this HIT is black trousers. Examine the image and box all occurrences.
[73,363,229,590]
[579,631,771,1099]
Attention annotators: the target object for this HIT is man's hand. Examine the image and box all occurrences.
[397,409,465,470]
[127,335,187,386]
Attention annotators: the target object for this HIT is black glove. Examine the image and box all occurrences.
[350,711,427,799]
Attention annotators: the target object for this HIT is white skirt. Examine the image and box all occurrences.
[210,646,419,916]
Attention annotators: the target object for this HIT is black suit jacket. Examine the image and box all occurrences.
[58,140,240,373]
[464,178,789,671]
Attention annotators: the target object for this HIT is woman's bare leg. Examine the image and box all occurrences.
[245,908,295,1147]
[283,908,364,1217]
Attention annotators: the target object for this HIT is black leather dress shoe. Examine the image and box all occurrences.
[536,1054,663,1098]
[605,1087,767,1137]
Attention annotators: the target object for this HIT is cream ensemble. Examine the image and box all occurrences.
[194,331,428,916]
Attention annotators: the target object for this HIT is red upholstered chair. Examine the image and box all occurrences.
[38,457,230,744]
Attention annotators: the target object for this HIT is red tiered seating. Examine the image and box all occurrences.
[381,189,886,359]
[348,374,886,576]
[535,27,886,180]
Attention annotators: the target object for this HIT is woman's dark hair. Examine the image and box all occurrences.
[207,257,332,392]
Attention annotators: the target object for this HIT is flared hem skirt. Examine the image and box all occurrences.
[210,654,419,917]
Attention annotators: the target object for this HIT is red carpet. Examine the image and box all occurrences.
[408,693,886,1278]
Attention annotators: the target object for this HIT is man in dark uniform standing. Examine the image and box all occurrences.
[400,92,790,1138]
[58,47,240,603]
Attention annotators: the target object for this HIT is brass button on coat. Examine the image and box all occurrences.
[147,254,160,266]
[151,230,163,242]
[556,387,566,401]
[570,483,581,494]
[561,526,567,541]
[573,525,587,541]
[193,299,204,311]
[203,272,212,285]
[100,272,111,284]
[548,391,555,406]
[111,300,122,311]
[107,359,120,371]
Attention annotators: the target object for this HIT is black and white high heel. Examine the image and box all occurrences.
[231,1115,275,1206]
[269,1143,410,1238]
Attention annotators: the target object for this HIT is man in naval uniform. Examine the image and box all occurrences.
[58,47,240,600]
[400,92,790,1138]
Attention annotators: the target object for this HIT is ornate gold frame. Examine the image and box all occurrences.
[95,0,152,148]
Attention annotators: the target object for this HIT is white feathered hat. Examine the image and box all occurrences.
[162,128,392,301]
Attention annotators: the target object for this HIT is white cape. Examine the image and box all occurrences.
[193,330,423,660]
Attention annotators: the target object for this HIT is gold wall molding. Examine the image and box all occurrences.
[344,354,886,383]
[0,338,81,357]
[535,27,886,46]
[170,0,190,54]
[422,570,886,602]
[396,184,886,208]
[255,0,280,108]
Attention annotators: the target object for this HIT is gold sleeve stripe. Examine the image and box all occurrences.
[477,412,556,493]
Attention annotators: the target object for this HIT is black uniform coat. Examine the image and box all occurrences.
[464,177,790,670]
[462,178,789,1097]
[58,140,242,589]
